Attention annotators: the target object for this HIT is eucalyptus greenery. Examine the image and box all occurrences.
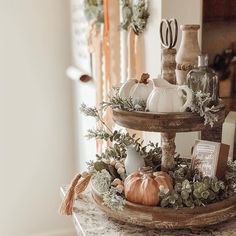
[120,0,149,35]
[80,103,161,170]
[159,162,236,209]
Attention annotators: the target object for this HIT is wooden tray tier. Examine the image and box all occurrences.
[91,184,236,230]
[112,107,225,133]
[113,105,225,171]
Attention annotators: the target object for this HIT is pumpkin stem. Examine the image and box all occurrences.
[140,166,153,174]
[139,73,150,84]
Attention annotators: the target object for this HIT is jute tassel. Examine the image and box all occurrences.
[59,172,93,216]
[74,173,92,196]
[59,173,82,215]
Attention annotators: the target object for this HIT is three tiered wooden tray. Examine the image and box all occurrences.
[91,105,236,229]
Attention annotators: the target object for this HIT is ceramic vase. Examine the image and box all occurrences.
[124,145,145,175]
[176,25,201,85]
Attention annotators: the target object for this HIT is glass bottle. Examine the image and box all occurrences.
[187,54,219,105]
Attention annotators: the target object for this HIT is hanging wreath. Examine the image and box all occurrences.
[121,0,149,35]
[84,0,104,24]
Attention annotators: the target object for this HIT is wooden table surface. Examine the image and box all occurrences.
[61,186,236,236]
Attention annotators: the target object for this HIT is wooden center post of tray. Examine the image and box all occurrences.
[161,132,176,170]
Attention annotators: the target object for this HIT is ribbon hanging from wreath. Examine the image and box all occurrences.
[121,0,149,80]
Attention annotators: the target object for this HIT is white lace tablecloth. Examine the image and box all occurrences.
[60,186,236,236]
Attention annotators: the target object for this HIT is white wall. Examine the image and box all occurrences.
[0,1,76,236]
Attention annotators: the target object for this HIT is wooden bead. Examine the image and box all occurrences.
[117,167,125,174]
[81,171,89,178]
[116,184,124,193]
[110,159,116,166]
[115,162,123,169]
[111,178,122,186]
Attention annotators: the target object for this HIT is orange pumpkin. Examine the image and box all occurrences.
[124,168,172,206]
[153,171,173,191]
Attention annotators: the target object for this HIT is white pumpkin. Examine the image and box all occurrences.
[119,73,153,102]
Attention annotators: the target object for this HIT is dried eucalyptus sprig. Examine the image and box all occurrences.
[189,91,221,127]
[80,103,112,133]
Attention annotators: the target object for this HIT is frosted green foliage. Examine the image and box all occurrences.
[86,160,96,174]
[225,161,236,193]
[101,93,146,112]
[190,91,221,127]
[92,170,111,193]
[103,187,125,211]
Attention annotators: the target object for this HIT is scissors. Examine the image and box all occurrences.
[160,19,178,49]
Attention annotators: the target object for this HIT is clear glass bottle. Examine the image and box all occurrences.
[187,54,219,105]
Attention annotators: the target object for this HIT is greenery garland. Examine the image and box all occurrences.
[121,0,149,35]
[101,90,221,127]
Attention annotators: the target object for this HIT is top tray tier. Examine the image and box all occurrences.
[112,106,225,133]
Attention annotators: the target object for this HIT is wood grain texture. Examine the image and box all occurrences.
[112,107,225,133]
[91,184,236,230]
[161,132,176,170]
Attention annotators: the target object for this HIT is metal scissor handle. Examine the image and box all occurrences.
[160,18,178,49]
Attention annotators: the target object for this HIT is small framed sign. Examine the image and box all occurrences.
[191,140,230,179]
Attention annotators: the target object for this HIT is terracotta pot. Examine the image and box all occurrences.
[176,25,201,85]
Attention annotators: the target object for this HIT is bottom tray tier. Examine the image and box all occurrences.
[91,184,236,230]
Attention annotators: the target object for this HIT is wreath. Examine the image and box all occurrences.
[121,0,150,35]
[84,0,104,24]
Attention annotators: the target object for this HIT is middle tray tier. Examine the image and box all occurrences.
[112,108,225,133]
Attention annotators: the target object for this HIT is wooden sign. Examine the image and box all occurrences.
[191,140,229,179]
[222,111,236,161]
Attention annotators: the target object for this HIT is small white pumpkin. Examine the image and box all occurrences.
[119,73,153,102]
